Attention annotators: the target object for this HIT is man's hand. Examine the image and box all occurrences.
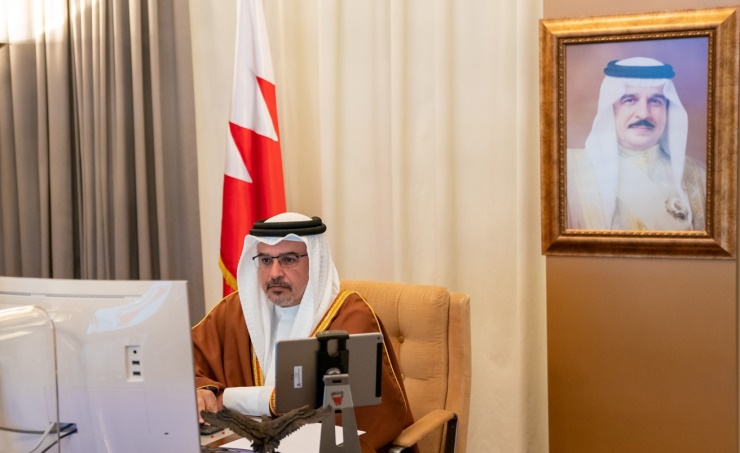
[197,388,219,424]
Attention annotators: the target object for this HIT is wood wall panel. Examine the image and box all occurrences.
[546,257,737,452]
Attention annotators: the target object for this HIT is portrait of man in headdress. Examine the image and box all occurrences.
[565,40,709,232]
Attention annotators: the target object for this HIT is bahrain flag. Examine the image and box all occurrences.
[220,0,285,296]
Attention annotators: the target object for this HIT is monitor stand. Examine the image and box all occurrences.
[319,373,361,453]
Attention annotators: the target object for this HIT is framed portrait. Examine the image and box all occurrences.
[540,7,739,258]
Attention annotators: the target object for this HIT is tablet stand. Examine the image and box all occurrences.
[316,331,361,453]
[319,373,361,452]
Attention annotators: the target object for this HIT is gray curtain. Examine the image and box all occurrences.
[0,0,204,323]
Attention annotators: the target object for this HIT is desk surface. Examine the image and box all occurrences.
[201,428,240,447]
[202,423,361,453]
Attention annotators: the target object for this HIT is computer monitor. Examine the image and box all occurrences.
[0,276,200,453]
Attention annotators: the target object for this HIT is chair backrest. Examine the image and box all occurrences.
[341,280,472,453]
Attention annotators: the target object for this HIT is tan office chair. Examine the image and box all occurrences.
[340,280,472,453]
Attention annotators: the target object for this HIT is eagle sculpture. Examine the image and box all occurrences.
[201,404,332,453]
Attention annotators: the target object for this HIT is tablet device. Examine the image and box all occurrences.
[274,331,383,413]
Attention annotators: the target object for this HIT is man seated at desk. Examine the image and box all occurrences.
[192,212,414,452]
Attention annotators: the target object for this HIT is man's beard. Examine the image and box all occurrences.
[266,278,295,307]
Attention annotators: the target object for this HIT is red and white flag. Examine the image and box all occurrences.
[220,0,286,296]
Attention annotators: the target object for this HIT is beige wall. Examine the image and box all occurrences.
[544,1,738,452]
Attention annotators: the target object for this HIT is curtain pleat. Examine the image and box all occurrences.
[0,42,21,276]
[46,3,74,279]
[128,0,151,279]
[1,0,205,323]
[12,38,42,278]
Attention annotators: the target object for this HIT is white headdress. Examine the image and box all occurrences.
[235,212,340,371]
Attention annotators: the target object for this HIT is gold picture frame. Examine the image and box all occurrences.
[540,7,738,258]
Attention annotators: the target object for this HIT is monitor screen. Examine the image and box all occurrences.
[0,276,200,453]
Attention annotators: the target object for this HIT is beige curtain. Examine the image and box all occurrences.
[0,0,205,323]
[261,1,548,451]
[189,0,547,450]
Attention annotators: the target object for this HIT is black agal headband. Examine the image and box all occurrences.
[604,60,675,79]
[249,216,327,237]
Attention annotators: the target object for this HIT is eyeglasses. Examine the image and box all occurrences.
[252,253,308,269]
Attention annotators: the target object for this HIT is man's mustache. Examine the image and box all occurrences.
[266,279,292,291]
[628,119,655,129]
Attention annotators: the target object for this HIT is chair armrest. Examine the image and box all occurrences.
[390,409,457,450]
